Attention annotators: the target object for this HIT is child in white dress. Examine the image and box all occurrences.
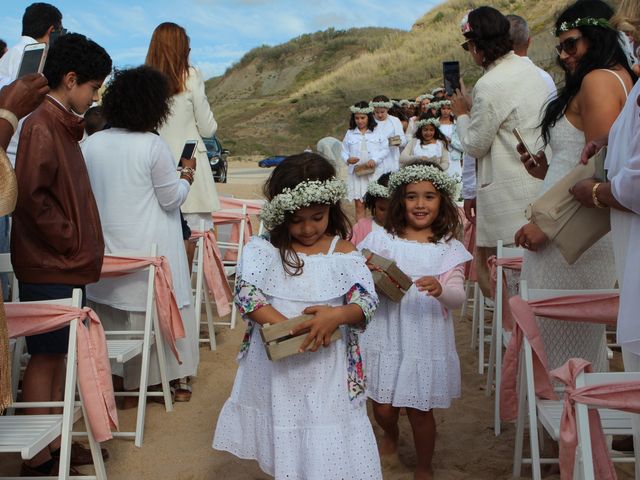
[371,95,407,173]
[358,161,472,480]
[342,101,390,220]
[213,153,382,480]
[401,118,450,173]
[435,100,464,180]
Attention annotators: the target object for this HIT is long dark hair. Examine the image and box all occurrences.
[464,6,513,68]
[363,172,391,213]
[384,161,461,242]
[263,153,351,276]
[540,0,638,144]
[349,101,377,131]
[415,119,450,149]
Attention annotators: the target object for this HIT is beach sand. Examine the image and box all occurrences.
[0,160,633,479]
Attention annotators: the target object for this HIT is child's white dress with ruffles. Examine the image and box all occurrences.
[213,236,382,480]
[358,229,472,411]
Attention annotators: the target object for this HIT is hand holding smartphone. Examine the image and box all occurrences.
[512,128,538,167]
[178,140,198,170]
[17,43,48,78]
[443,61,461,96]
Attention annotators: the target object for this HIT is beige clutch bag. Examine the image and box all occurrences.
[0,148,17,217]
[525,147,610,265]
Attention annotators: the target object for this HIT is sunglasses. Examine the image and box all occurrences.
[461,40,471,52]
[555,35,582,56]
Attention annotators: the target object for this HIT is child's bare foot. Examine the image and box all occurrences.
[378,430,399,455]
[414,467,434,480]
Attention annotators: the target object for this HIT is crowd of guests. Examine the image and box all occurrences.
[0,0,639,478]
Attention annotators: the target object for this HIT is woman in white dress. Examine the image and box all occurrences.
[435,100,464,179]
[145,22,220,230]
[82,66,200,400]
[371,95,407,173]
[400,117,450,172]
[515,0,635,371]
[341,101,389,220]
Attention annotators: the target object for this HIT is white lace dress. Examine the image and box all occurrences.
[213,236,382,480]
[521,116,615,371]
[358,229,472,411]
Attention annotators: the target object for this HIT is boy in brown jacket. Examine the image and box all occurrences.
[11,32,111,476]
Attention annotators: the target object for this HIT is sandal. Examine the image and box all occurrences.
[171,377,192,402]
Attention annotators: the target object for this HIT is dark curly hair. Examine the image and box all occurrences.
[464,6,513,68]
[384,161,461,243]
[43,33,111,89]
[349,101,377,131]
[540,0,637,144]
[22,3,62,39]
[414,118,450,149]
[263,152,352,276]
[102,66,172,133]
[363,172,391,213]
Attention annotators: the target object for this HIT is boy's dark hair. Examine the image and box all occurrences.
[43,33,111,89]
[349,101,377,131]
[102,66,171,133]
[414,118,450,149]
[22,3,62,39]
[384,160,461,242]
[464,6,513,68]
[364,172,391,212]
[372,94,390,103]
[388,106,408,123]
[0,39,7,55]
[84,106,106,136]
[263,152,351,276]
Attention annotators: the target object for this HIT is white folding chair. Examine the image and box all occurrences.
[103,244,172,447]
[0,289,107,480]
[192,220,217,351]
[486,241,523,435]
[512,282,631,480]
[474,285,494,375]
[0,253,23,409]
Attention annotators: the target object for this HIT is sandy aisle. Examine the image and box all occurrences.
[1,161,633,479]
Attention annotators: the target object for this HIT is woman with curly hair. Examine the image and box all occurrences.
[81,66,200,402]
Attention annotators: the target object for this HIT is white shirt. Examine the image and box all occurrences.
[523,56,557,100]
[341,128,389,178]
[374,115,406,173]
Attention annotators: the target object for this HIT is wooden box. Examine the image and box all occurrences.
[260,314,342,361]
[388,135,402,147]
[362,249,413,302]
[354,164,375,176]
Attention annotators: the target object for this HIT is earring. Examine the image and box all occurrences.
[472,47,478,55]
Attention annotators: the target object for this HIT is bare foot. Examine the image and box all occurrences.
[379,430,399,455]
[415,467,434,480]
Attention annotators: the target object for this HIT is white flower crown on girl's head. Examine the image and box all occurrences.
[350,105,374,114]
[438,100,452,107]
[415,118,441,129]
[260,178,347,230]
[557,17,611,34]
[399,99,415,107]
[388,164,461,199]
[366,181,390,198]
[431,87,445,95]
[429,101,442,111]
[369,101,394,109]
[417,93,434,102]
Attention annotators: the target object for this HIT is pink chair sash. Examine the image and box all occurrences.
[551,358,640,480]
[500,293,619,422]
[487,255,523,331]
[190,230,233,317]
[6,303,118,442]
[101,256,185,363]
[219,197,263,215]
[211,209,253,262]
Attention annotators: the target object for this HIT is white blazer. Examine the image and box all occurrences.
[159,67,220,214]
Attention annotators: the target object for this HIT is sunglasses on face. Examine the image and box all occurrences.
[461,40,471,52]
[555,35,582,56]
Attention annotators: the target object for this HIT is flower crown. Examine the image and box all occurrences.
[370,100,394,109]
[415,118,441,129]
[260,178,347,229]
[431,87,445,95]
[438,100,452,107]
[399,99,416,107]
[460,11,472,34]
[350,105,374,114]
[417,93,434,102]
[366,181,389,198]
[557,17,611,34]
[388,164,461,199]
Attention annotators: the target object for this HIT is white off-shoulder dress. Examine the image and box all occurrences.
[358,229,472,411]
[213,236,382,480]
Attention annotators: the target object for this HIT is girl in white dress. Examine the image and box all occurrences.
[342,101,389,220]
[371,95,407,173]
[350,173,391,246]
[435,100,464,180]
[358,162,472,480]
[213,153,382,480]
[401,118,450,173]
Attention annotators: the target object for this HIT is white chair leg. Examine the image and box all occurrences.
[135,313,153,448]
[59,318,79,480]
[512,354,527,478]
[79,391,107,480]
[470,282,479,349]
[230,302,238,330]
[486,308,497,397]
[203,287,216,350]
[524,343,542,480]
[478,289,486,374]
[461,280,471,319]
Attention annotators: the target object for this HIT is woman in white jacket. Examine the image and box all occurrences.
[146,22,220,230]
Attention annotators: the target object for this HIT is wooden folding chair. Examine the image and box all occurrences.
[512,282,632,480]
[103,244,172,447]
[192,220,217,351]
[0,289,107,480]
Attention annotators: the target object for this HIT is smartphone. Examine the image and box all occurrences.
[443,61,460,96]
[17,43,48,78]
[177,140,198,169]
[512,128,538,167]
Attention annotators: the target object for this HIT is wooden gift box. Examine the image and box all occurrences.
[354,164,375,176]
[361,249,413,302]
[260,314,342,361]
[388,135,402,147]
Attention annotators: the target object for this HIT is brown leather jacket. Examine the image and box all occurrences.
[11,97,104,284]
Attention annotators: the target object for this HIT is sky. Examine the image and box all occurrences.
[2,0,442,80]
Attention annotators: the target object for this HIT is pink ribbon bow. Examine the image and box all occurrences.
[551,358,640,480]
[190,230,233,317]
[101,256,185,362]
[486,255,522,331]
[219,197,263,215]
[6,303,118,442]
[500,293,619,422]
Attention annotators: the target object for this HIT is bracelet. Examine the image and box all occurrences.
[0,109,19,133]
[592,182,605,208]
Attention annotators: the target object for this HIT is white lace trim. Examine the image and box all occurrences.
[239,236,376,302]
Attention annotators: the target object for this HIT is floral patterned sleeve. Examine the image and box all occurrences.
[345,283,378,333]
[234,279,270,359]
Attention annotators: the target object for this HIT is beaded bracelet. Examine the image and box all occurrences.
[592,182,605,208]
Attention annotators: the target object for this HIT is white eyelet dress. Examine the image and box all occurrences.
[358,229,472,411]
[213,236,382,480]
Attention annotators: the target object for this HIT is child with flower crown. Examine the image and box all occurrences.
[358,161,471,480]
[435,100,464,179]
[371,95,407,173]
[400,117,450,172]
[342,101,390,220]
[350,173,390,246]
[213,152,382,480]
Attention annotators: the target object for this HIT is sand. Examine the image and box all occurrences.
[0,160,634,479]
